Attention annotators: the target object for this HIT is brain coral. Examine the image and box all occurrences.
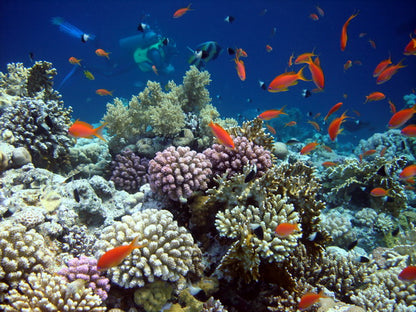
[148,146,212,202]
[0,97,73,168]
[93,209,203,288]
[203,135,273,178]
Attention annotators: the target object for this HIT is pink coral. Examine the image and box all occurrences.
[148,146,212,202]
[203,136,273,178]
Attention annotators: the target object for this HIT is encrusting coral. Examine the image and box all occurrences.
[93,209,203,288]
[148,146,212,202]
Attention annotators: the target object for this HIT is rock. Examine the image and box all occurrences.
[12,147,32,168]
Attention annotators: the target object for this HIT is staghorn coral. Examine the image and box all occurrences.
[0,220,58,294]
[203,135,273,178]
[148,146,212,203]
[321,156,408,216]
[0,97,73,168]
[110,148,149,193]
[0,272,105,311]
[93,209,203,288]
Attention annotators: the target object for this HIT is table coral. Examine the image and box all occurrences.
[0,272,105,311]
[93,209,203,288]
[148,146,212,203]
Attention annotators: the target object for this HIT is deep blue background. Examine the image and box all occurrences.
[1,0,415,143]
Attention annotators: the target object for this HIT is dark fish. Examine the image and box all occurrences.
[29,52,35,62]
[162,38,169,46]
[358,256,370,263]
[347,240,358,250]
[137,23,148,32]
[73,188,80,202]
[392,227,400,236]
[62,170,82,183]
[302,89,312,98]
[227,47,235,55]
[244,166,257,183]
[376,165,387,177]
[307,112,313,117]
[308,231,325,242]
[250,223,264,240]
[81,34,88,43]
[188,41,222,69]
[259,80,267,90]
[224,16,235,23]
[286,138,301,145]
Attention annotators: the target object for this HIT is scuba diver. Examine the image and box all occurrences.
[119,27,177,75]
[52,17,95,43]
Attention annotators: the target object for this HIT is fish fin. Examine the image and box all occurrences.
[94,123,108,142]
[74,120,94,128]
[130,235,148,249]
[297,66,311,82]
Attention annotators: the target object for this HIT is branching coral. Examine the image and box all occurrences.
[93,209,203,288]
[229,117,275,151]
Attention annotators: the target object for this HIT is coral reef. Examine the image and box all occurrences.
[133,279,174,312]
[93,209,203,288]
[229,117,275,151]
[203,135,273,178]
[58,255,110,300]
[110,148,149,193]
[0,272,105,311]
[148,146,212,202]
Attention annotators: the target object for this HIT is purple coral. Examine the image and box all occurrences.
[57,255,110,300]
[203,135,273,178]
[110,148,149,193]
[148,146,212,202]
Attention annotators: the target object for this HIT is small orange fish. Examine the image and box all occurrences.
[265,44,273,52]
[401,125,416,137]
[68,120,107,141]
[370,187,390,197]
[95,48,111,59]
[328,111,349,141]
[368,39,377,49]
[399,164,416,180]
[340,11,359,51]
[364,92,385,103]
[322,145,333,153]
[300,142,319,155]
[294,52,315,64]
[403,36,416,56]
[362,149,376,157]
[305,57,324,90]
[96,89,113,96]
[309,13,319,21]
[353,110,360,116]
[68,56,82,66]
[344,60,353,71]
[275,223,300,237]
[379,146,388,157]
[373,56,392,77]
[389,100,397,114]
[376,59,406,85]
[266,124,276,135]
[353,60,362,65]
[388,105,416,128]
[235,48,248,58]
[322,161,338,167]
[399,266,416,281]
[307,120,321,132]
[173,3,193,18]
[324,102,343,122]
[97,236,146,270]
[258,107,287,120]
[298,291,327,310]
[284,121,297,127]
[359,32,367,38]
[268,67,309,92]
[313,112,321,119]
[208,121,235,149]
[152,65,158,75]
[235,58,246,81]
[288,52,295,67]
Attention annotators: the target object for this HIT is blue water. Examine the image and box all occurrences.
[1,0,415,145]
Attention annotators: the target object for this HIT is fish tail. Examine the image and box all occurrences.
[94,123,108,141]
[131,235,148,249]
[297,66,311,82]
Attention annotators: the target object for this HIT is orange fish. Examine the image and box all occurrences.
[322,145,333,153]
[294,52,315,64]
[388,105,416,128]
[376,60,406,85]
[344,60,353,71]
[300,142,319,155]
[258,107,287,120]
[399,266,416,281]
[362,149,376,157]
[152,65,158,75]
[309,13,319,21]
[328,111,349,141]
[305,57,324,90]
[96,89,113,96]
[324,102,343,122]
[370,187,390,197]
[389,100,397,114]
[399,164,416,180]
[353,60,362,65]
[208,121,235,149]
[95,49,111,59]
[235,48,248,58]
[288,52,295,67]
[235,58,246,81]
[275,223,300,237]
[401,124,416,137]
[265,45,273,52]
[307,120,321,132]
[379,146,388,157]
[373,56,392,77]
[97,236,146,270]
[266,124,276,135]
[322,161,338,167]
[173,3,193,18]
[340,11,359,51]
[359,32,367,38]
[284,121,297,127]
[68,56,82,66]
[403,36,416,56]
[268,67,309,92]
[368,39,376,49]
[353,110,360,116]
[68,120,107,141]
[298,291,327,310]
[364,92,385,103]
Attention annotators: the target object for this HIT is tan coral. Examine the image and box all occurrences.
[229,117,274,150]
[134,279,174,312]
